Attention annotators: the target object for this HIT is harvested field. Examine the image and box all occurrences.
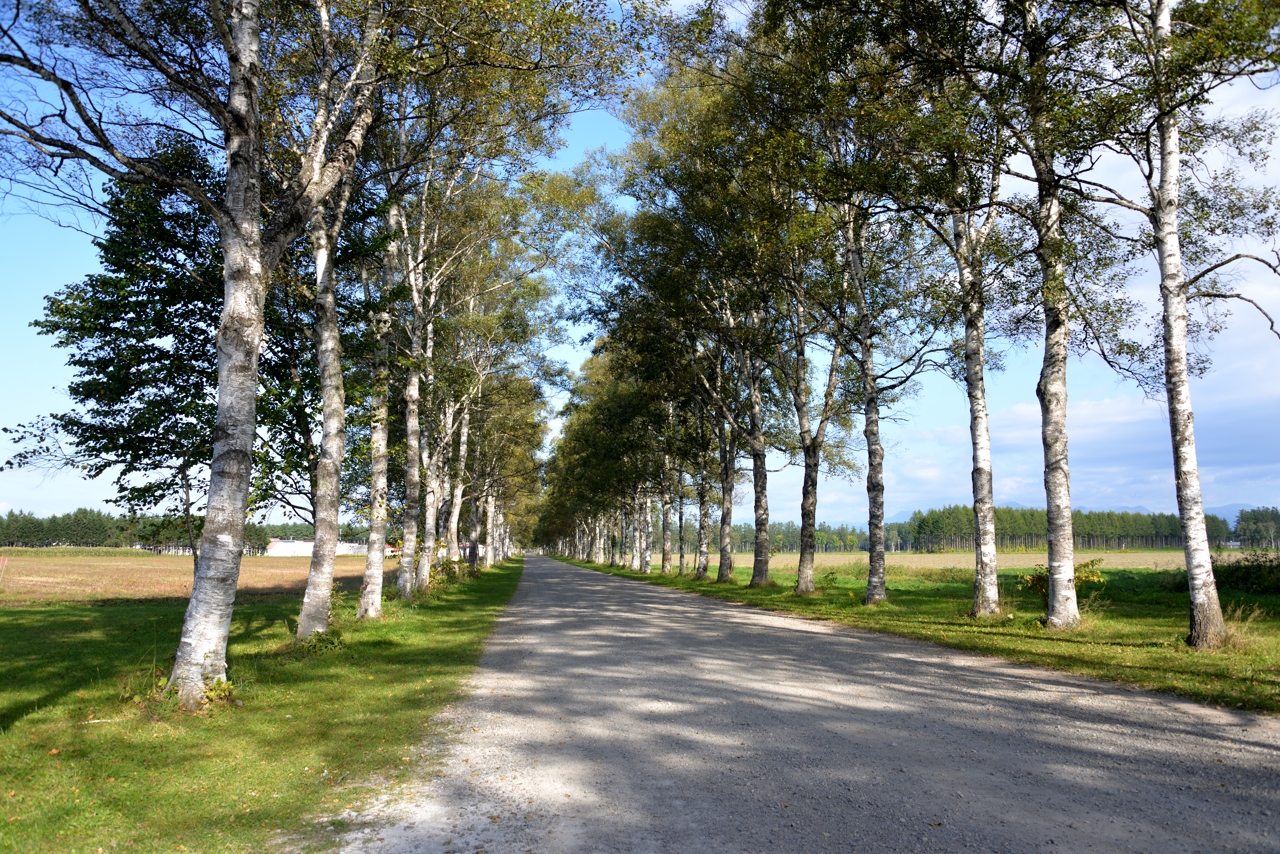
[0,548,369,602]
[729,549,1188,572]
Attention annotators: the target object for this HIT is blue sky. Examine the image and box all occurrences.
[2,104,1278,525]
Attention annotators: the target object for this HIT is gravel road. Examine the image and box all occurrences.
[338,556,1280,853]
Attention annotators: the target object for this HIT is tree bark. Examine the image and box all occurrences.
[484,490,497,569]
[358,299,391,620]
[696,452,711,579]
[170,230,265,709]
[1035,183,1080,629]
[746,361,771,588]
[641,494,653,573]
[168,8,265,709]
[297,201,349,638]
[716,419,737,583]
[1150,0,1224,647]
[445,404,471,569]
[415,327,443,591]
[660,469,674,575]
[677,476,686,575]
[861,334,888,605]
[956,227,1000,616]
[796,439,821,594]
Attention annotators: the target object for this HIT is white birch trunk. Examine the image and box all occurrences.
[1035,184,1080,629]
[445,404,471,569]
[746,362,771,589]
[954,221,1000,616]
[358,298,391,620]
[716,420,736,583]
[861,334,888,605]
[1151,0,1224,648]
[660,475,673,575]
[297,201,349,638]
[484,491,496,569]
[642,496,653,573]
[697,450,711,579]
[169,8,265,709]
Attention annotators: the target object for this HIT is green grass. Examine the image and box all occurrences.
[567,558,1280,713]
[0,557,524,853]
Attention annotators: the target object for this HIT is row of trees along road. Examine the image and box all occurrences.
[535,1,1280,650]
[0,0,643,708]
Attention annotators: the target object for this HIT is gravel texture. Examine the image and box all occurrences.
[337,556,1280,853]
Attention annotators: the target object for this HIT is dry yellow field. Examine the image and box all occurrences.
[726,550,1187,572]
[0,549,369,602]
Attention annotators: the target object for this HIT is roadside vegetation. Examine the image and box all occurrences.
[564,557,1280,713]
[0,556,523,854]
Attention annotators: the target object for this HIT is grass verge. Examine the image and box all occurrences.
[564,558,1279,713]
[0,556,523,853]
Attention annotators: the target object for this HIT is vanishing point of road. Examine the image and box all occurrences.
[340,555,1280,853]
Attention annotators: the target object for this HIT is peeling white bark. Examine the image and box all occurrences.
[297,198,350,639]
[1149,0,1224,648]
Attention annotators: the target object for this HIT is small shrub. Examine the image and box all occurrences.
[1019,560,1106,609]
[818,570,840,590]
[1211,550,1280,595]
[203,679,237,705]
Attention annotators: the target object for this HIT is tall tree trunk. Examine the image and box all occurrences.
[746,366,770,588]
[660,470,674,575]
[445,404,471,567]
[641,494,653,573]
[1149,3,1224,647]
[629,498,641,570]
[861,334,888,605]
[716,419,737,583]
[796,438,821,594]
[484,491,497,569]
[168,7,265,705]
[1035,182,1079,629]
[1022,0,1078,629]
[468,478,480,570]
[696,453,711,580]
[399,349,423,599]
[298,202,349,638]
[415,323,441,591]
[791,327,841,596]
[956,231,999,616]
[358,301,391,620]
[677,473,686,576]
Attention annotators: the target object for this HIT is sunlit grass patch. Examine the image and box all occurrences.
[0,557,523,853]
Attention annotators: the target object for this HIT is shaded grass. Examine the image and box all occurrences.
[0,557,523,853]
[569,558,1280,713]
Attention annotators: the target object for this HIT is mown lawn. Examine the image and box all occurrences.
[567,557,1280,713]
[0,557,523,853]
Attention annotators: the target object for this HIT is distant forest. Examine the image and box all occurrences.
[0,509,367,550]
[2,506,1277,554]
[705,506,1280,554]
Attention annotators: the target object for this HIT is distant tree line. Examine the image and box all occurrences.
[0,510,371,552]
[694,506,1273,555]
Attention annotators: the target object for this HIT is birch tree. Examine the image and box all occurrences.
[0,0,390,706]
[1072,0,1280,648]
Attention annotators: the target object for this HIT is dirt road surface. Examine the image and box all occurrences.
[338,556,1280,853]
